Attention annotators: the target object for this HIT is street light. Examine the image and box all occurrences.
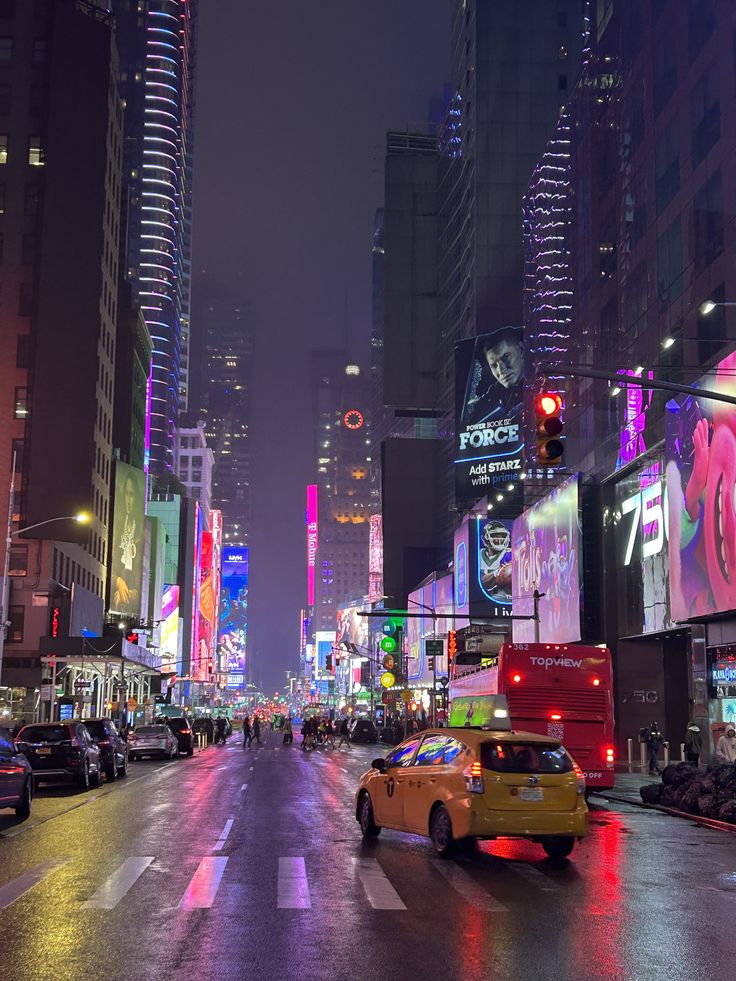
[0,503,92,687]
[699,299,736,317]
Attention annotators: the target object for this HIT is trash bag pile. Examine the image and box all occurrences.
[640,762,736,821]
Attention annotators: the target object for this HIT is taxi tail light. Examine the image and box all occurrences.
[463,760,484,794]
[573,761,586,796]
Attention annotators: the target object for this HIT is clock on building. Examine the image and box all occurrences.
[343,409,364,430]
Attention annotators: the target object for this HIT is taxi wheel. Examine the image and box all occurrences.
[430,805,456,858]
[541,836,575,860]
[358,793,381,838]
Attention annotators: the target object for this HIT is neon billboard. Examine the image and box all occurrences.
[306,484,318,606]
[160,584,180,674]
[220,546,249,690]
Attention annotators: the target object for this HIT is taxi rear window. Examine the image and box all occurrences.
[480,742,573,774]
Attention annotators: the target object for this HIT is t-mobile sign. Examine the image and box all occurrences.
[306,484,318,606]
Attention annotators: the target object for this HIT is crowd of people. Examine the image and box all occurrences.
[296,716,352,751]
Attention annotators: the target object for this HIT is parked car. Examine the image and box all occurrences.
[349,719,378,744]
[128,724,179,761]
[83,718,128,781]
[157,715,195,756]
[0,726,33,818]
[16,721,101,790]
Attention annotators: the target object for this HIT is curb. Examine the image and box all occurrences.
[593,791,736,835]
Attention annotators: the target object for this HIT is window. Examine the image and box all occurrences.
[443,737,465,764]
[688,0,716,61]
[693,170,724,272]
[0,134,7,164]
[21,233,34,266]
[627,169,646,248]
[29,84,42,116]
[192,455,203,466]
[10,438,24,472]
[558,74,567,91]
[32,39,45,64]
[655,118,680,213]
[0,182,4,214]
[624,82,645,156]
[557,11,568,28]
[385,736,422,768]
[13,386,28,418]
[625,261,648,337]
[16,334,29,368]
[657,216,683,311]
[653,30,677,117]
[0,38,11,64]
[414,735,448,766]
[691,69,720,167]
[0,1,15,18]
[7,605,24,643]
[28,136,44,167]
[0,84,10,115]
[480,741,573,774]
[24,183,39,215]
[8,544,27,577]
[18,282,33,316]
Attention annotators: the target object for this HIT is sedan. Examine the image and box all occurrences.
[0,727,33,819]
[128,725,179,761]
[349,719,378,744]
[128,725,179,760]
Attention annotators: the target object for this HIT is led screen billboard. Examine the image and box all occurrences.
[512,474,582,643]
[368,513,384,602]
[608,455,671,636]
[306,485,318,606]
[315,630,335,676]
[476,517,513,614]
[160,584,180,674]
[109,461,146,616]
[220,546,249,690]
[190,501,203,679]
[406,575,455,685]
[666,352,736,621]
[455,327,525,503]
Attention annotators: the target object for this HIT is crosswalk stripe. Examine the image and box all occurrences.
[507,862,558,891]
[179,857,228,910]
[431,860,507,911]
[277,857,311,909]
[355,858,406,910]
[0,859,66,910]
[83,857,154,910]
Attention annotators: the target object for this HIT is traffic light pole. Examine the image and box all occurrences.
[540,364,736,407]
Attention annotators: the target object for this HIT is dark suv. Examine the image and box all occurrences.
[158,715,195,757]
[16,721,101,789]
[0,727,33,818]
[83,718,128,781]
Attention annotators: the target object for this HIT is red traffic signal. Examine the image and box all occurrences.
[535,391,564,464]
[126,631,139,645]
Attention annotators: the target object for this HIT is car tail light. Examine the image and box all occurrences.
[573,761,585,796]
[592,677,600,686]
[605,745,615,765]
[180,729,191,735]
[463,760,484,794]
[512,673,522,683]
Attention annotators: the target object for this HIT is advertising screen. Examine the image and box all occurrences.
[448,695,511,729]
[335,605,369,651]
[109,461,146,616]
[220,546,249,690]
[306,485,318,606]
[315,630,335,676]
[666,352,736,621]
[368,513,384,602]
[608,454,671,636]
[160,584,180,674]
[190,502,203,679]
[512,474,582,643]
[198,530,216,675]
[475,517,513,615]
[455,327,525,503]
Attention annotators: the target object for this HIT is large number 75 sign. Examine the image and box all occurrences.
[621,479,667,566]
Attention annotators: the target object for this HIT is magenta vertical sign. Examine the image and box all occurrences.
[306,484,318,606]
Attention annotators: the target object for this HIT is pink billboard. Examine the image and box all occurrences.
[511,474,581,643]
[306,484,318,607]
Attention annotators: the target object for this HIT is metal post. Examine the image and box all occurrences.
[680,742,686,762]
[627,737,633,769]
[50,657,57,723]
[639,742,647,772]
[432,655,437,728]
[533,588,542,644]
[663,742,670,767]
[0,452,16,689]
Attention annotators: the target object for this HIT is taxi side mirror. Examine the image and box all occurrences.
[372,758,386,773]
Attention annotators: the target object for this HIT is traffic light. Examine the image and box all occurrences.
[427,656,435,672]
[534,391,564,464]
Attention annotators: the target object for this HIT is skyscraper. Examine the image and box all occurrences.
[112,0,198,474]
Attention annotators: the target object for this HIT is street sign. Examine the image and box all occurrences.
[39,684,53,701]
[439,676,449,688]
[382,654,395,670]
[425,640,444,658]
[74,680,92,689]
[401,689,412,703]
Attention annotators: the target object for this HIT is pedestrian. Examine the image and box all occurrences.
[716,724,736,764]
[205,716,215,745]
[644,721,664,775]
[324,719,335,749]
[215,716,227,746]
[253,715,261,745]
[283,717,293,745]
[338,717,351,750]
[684,722,703,766]
[243,716,252,749]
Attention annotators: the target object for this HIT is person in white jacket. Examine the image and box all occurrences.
[716,725,736,764]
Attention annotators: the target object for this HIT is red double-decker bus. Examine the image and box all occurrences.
[449,642,615,791]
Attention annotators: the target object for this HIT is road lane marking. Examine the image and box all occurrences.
[213,817,235,851]
[179,857,228,910]
[0,858,67,909]
[507,862,557,891]
[240,783,248,791]
[432,860,507,911]
[277,857,311,909]
[83,857,154,909]
[354,858,406,910]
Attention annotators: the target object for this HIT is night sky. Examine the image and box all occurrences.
[193,1,449,691]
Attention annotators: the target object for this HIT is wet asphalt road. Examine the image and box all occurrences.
[1,735,735,981]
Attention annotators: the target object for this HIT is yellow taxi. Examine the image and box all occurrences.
[355,699,588,859]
